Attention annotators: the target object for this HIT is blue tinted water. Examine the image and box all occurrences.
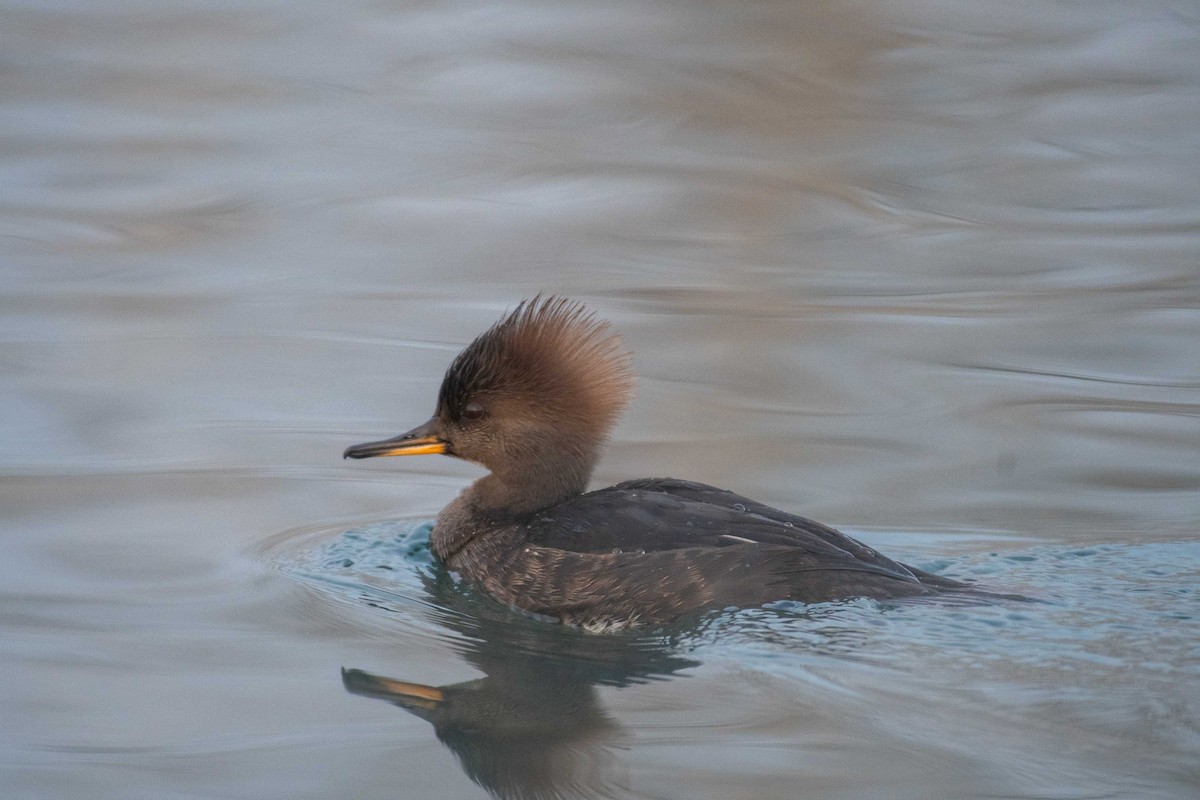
[276,518,1200,798]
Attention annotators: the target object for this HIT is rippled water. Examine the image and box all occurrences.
[273,521,1200,799]
[3,1,1199,798]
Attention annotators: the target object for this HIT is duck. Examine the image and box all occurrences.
[344,295,981,628]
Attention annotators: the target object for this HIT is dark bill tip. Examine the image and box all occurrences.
[343,418,445,459]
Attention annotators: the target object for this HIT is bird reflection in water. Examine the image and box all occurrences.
[342,566,699,800]
[341,667,623,800]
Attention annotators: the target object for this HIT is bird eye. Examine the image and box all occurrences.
[462,402,485,421]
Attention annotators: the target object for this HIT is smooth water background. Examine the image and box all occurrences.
[3,2,1198,798]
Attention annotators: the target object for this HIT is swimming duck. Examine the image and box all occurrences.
[345,296,975,627]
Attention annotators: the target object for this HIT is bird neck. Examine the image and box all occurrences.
[430,451,594,567]
[429,432,604,565]
[469,446,596,515]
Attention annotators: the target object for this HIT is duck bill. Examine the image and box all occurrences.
[343,418,447,459]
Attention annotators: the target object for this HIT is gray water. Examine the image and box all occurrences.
[3,2,1199,798]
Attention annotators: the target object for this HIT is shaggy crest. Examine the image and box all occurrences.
[438,296,634,432]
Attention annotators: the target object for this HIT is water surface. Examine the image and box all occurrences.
[2,1,1198,798]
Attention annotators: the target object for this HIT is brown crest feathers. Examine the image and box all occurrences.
[438,295,634,431]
